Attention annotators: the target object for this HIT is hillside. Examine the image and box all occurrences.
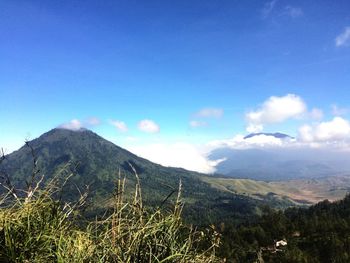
[0,128,261,224]
[203,175,350,205]
[217,194,350,262]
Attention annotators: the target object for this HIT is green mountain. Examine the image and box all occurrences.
[0,128,261,224]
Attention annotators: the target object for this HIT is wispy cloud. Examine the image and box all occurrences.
[331,104,349,116]
[190,107,223,129]
[261,0,278,19]
[138,119,160,133]
[335,27,350,47]
[262,1,303,19]
[59,119,83,131]
[309,108,324,120]
[283,6,303,18]
[59,117,101,131]
[246,94,307,133]
[86,117,100,126]
[208,133,292,150]
[110,120,128,132]
[195,107,223,118]
[189,120,207,128]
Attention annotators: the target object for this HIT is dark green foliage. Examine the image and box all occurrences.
[217,195,350,262]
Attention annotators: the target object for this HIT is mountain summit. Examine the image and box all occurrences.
[1,128,259,223]
[244,132,293,140]
[2,128,203,197]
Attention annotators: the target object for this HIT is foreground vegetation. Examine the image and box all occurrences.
[0,154,221,262]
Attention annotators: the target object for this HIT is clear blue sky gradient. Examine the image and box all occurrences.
[1,0,350,151]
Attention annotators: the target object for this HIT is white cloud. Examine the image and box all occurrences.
[335,27,350,47]
[195,108,223,118]
[246,94,307,132]
[113,117,350,173]
[59,119,83,131]
[284,6,303,18]
[138,119,160,133]
[129,142,220,173]
[110,120,128,132]
[298,125,314,143]
[298,117,350,142]
[59,117,101,131]
[245,134,287,146]
[189,120,207,128]
[246,124,264,133]
[207,117,350,152]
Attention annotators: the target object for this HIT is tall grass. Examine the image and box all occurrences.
[0,157,222,262]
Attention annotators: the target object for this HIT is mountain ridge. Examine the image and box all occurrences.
[243,132,294,139]
[1,128,264,224]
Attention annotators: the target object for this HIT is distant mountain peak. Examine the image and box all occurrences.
[244,132,293,140]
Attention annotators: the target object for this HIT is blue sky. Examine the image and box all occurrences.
[1,0,350,172]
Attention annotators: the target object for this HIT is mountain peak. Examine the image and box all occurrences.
[1,128,261,225]
[244,132,293,140]
[53,127,90,133]
[34,127,98,143]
